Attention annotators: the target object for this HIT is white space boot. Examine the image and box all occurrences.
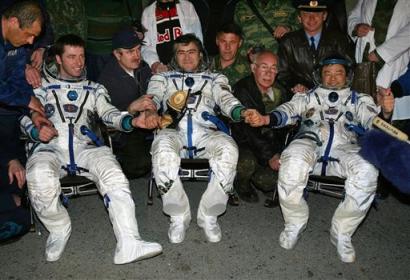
[330,231,356,263]
[197,216,222,243]
[45,223,72,262]
[106,190,162,265]
[279,223,306,250]
[168,215,190,244]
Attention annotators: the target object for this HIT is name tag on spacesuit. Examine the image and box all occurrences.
[63,104,79,113]
[186,93,202,111]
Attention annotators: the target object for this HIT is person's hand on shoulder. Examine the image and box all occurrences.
[151,62,168,74]
[25,64,42,88]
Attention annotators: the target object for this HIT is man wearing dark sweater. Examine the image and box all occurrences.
[231,50,288,203]
[98,27,153,179]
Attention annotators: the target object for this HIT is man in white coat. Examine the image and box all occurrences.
[141,0,203,73]
[348,0,410,120]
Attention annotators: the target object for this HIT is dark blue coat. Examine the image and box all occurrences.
[0,23,33,108]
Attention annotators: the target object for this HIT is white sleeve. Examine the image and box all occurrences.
[347,0,364,39]
[274,93,309,127]
[141,3,160,67]
[94,85,130,131]
[376,23,410,64]
[146,73,168,110]
[355,93,379,129]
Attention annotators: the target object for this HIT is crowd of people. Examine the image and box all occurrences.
[1,0,409,266]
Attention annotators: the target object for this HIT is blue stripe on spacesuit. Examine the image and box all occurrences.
[273,111,288,127]
[83,86,96,91]
[67,122,77,175]
[345,123,366,136]
[351,91,357,104]
[80,125,103,147]
[201,111,230,135]
[187,112,194,159]
[46,84,96,91]
[47,85,61,90]
[321,121,335,176]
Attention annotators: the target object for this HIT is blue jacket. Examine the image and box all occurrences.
[0,23,33,108]
[391,63,410,98]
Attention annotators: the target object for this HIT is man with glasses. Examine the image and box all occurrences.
[277,0,353,94]
[146,34,256,244]
[231,50,288,203]
[247,55,379,263]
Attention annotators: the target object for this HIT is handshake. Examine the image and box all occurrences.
[241,109,270,127]
[128,95,161,130]
[128,96,272,129]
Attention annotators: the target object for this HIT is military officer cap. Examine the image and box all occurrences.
[294,0,328,12]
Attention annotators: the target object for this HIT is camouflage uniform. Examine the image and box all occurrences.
[234,0,299,54]
[209,53,250,86]
[45,0,87,40]
[85,0,144,55]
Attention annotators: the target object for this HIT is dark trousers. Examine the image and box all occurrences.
[0,168,30,242]
[112,130,152,179]
[0,113,30,242]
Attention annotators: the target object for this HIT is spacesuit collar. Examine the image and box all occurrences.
[43,60,87,83]
[316,86,350,95]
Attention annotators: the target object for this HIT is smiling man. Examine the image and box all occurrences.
[248,55,379,263]
[98,27,153,179]
[1,0,45,116]
[231,50,288,203]
[146,34,256,244]
[277,0,353,95]
[22,34,162,264]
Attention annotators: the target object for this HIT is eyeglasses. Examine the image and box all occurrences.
[176,49,199,56]
[254,63,277,73]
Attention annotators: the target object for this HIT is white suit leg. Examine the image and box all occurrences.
[26,151,71,262]
[78,147,162,264]
[278,139,318,249]
[151,129,190,219]
[151,129,191,243]
[197,132,238,242]
[329,147,378,237]
[329,148,378,262]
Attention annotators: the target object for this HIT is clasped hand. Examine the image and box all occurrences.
[242,109,268,127]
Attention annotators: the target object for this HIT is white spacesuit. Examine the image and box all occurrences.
[148,70,244,243]
[271,83,379,262]
[21,66,162,264]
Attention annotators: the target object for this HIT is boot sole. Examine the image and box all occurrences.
[115,249,163,265]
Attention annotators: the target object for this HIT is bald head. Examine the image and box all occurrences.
[251,50,279,93]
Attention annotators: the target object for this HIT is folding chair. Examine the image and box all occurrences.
[147,158,208,205]
[27,121,112,233]
[147,158,239,205]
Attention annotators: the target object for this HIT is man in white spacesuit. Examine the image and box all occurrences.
[248,56,379,263]
[147,34,254,244]
[21,34,162,264]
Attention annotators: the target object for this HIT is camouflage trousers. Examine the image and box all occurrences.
[235,147,278,193]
